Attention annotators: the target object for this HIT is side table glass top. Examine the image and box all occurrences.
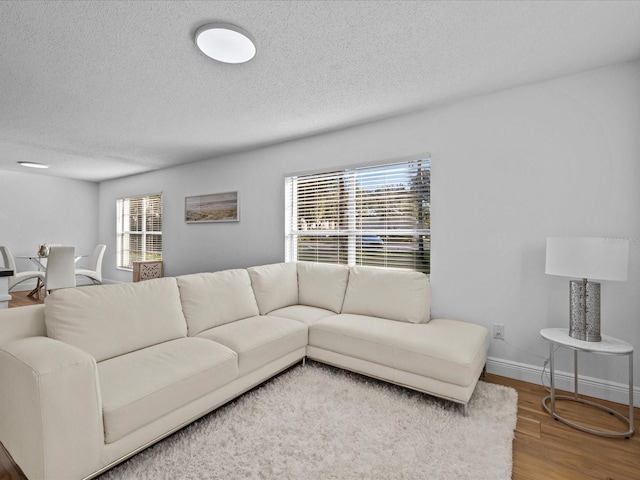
[540,328,633,354]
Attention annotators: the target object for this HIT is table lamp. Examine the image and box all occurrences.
[545,237,629,342]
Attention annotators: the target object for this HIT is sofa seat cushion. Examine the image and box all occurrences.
[268,305,335,326]
[341,266,430,324]
[177,270,260,336]
[309,315,488,387]
[45,278,187,362]
[98,337,238,444]
[196,316,307,376]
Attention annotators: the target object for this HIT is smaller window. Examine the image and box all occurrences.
[116,193,162,269]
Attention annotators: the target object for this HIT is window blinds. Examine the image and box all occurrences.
[285,158,430,274]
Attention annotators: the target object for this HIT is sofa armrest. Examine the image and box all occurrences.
[0,336,103,480]
[0,305,47,345]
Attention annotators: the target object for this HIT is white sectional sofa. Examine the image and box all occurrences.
[0,262,488,480]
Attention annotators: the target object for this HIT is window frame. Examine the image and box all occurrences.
[285,156,431,274]
[116,193,163,271]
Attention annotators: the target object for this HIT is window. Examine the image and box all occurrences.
[285,157,430,274]
[116,193,163,269]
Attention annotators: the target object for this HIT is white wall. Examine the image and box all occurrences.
[99,59,640,404]
[427,60,640,403]
[0,170,99,286]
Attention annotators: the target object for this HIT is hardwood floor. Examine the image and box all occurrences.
[0,441,24,480]
[2,295,638,479]
[484,373,639,480]
[7,290,43,308]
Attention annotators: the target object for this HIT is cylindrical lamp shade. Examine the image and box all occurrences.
[545,237,629,281]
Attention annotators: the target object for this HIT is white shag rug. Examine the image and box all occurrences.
[99,362,517,480]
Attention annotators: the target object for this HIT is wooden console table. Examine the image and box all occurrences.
[133,261,163,282]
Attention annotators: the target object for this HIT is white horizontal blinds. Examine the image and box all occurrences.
[354,160,430,272]
[116,197,132,269]
[144,194,163,263]
[293,169,349,264]
[285,157,430,274]
[116,194,163,269]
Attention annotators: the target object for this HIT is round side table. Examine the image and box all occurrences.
[540,327,634,438]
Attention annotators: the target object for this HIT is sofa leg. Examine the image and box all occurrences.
[302,357,306,367]
[463,403,469,417]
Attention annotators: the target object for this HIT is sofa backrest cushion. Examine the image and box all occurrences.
[44,278,187,362]
[297,262,349,313]
[341,266,431,323]
[177,270,260,336]
[247,263,298,315]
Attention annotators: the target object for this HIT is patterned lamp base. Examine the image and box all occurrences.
[569,279,601,342]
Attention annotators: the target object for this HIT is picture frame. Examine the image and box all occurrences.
[185,191,240,223]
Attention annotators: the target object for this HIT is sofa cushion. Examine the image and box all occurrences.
[177,270,260,336]
[269,305,336,326]
[247,263,298,315]
[309,315,487,387]
[310,314,396,367]
[98,337,238,444]
[391,318,489,387]
[341,266,430,324]
[196,316,307,376]
[296,262,349,313]
[45,278,187,362]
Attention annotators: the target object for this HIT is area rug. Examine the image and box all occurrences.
[99,362,517,480]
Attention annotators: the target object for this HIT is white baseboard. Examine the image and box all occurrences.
[486,356,639,408]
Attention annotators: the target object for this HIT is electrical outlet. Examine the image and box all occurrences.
[493,324,505,340]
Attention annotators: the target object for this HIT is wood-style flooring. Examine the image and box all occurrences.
[2,292,639,479]
[6,290,42,308]
[484,374,639,480]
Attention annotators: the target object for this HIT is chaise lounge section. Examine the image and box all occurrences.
[0,262,488,480]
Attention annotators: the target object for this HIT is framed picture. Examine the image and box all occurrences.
[185,191,240,223]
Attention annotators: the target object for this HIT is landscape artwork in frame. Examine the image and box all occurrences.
[185,191,239,223]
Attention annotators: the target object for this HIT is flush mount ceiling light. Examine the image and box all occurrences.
[195,23,256,64]
[17,161,49,169]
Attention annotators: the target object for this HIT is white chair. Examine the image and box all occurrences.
[75,244,106,284]
[0,245,45,292]
[44,246,76,296]
[37,243,61,269]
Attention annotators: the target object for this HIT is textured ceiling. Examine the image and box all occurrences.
[1,0,640,182]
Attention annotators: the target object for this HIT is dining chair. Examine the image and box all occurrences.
[0,245,45,291]
[37,243,61,269]
[44,246,77,296]
[75,244,106,284]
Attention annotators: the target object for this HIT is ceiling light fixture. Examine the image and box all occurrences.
[17,161,49,169]
[195,23,256,64]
